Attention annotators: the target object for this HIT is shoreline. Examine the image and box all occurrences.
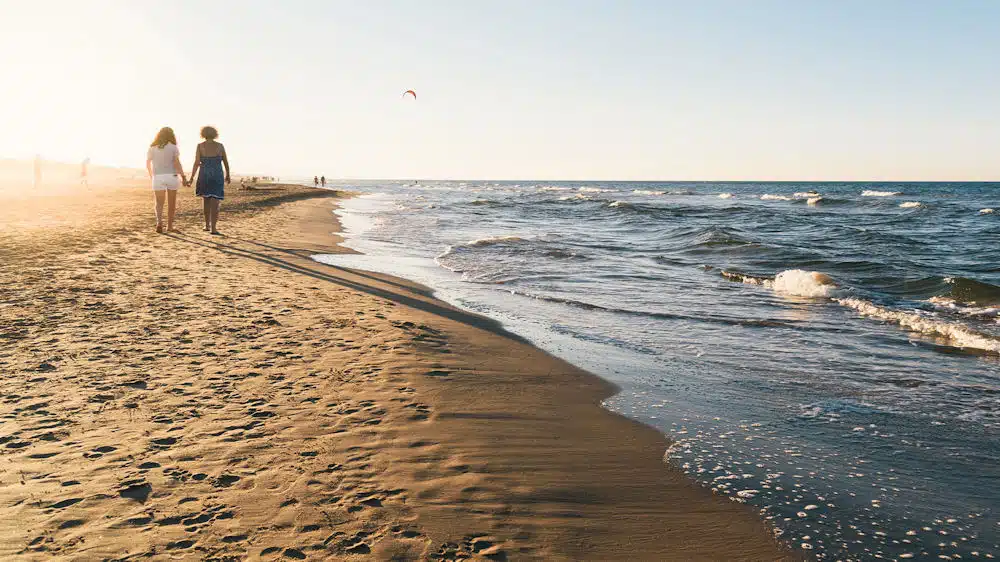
[0,182,788,559]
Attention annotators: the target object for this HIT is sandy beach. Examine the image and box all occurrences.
[0,181,788,560]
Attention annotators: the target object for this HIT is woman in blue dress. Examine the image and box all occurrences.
[189,126,230,235]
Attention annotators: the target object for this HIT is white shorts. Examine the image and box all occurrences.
[152,174,180,191]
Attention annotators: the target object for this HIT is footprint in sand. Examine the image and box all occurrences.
[166,539,196,550]
[150,436,177,449]
[49,498,84,510]
[403,402,432,421]
[213,474,240,488]
[118,478,152,502]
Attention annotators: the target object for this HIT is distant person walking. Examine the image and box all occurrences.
[33,155,42,189]
[80,157,90,187]
[321,175,326,187]
[314,176,319,187]
[190,126,230,235]
[146,127,187,233]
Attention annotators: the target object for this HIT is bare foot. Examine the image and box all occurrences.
[210,231,222,236]
[156,224,163,234]
[203,226,210,231]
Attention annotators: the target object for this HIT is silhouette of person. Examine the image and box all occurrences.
[321,175,326,187]
[314,176,319,187]
[190,125,230,235]
[80,157,90,186]
[147,127,187,233]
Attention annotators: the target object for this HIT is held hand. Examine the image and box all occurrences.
[225,176,231,185]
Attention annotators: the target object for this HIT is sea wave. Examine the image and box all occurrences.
[508,289,798,329]
[946,276,1000,305]
[862,190,902,197]
[761,194,793,201]
[773,270,839,297]
[837,298,1000,353]
[721,267,1000,351]
[633,189,666,196]
[718,193,735,199]
[465,235,527,247]
[925,297,1000,319]
[980,208,996,215]
[691,226,755,248]
[899,201,924,209]
[722,269,839,297]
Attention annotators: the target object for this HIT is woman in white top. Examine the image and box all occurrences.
[145,127,188,233]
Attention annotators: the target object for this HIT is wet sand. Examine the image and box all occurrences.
[0,181,789,560]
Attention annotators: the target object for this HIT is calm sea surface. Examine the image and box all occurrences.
[313,180,1000,560]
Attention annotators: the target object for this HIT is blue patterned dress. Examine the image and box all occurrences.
[196,154,225,200]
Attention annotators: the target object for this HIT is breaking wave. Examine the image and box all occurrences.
[837,297,1000,354]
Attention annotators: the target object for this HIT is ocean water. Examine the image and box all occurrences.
[313,181,1000,560]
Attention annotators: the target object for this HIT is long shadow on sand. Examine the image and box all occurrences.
[229,237,426,296]
[167,232,528,344]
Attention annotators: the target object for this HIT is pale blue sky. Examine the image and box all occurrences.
[1,0,997,179]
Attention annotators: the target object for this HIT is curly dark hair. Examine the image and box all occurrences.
[151,127,177,148]
[200,126,219,140]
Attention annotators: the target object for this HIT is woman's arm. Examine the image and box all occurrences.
[190,145,201,186]
[221,145,231,184]
[146,157,153,178]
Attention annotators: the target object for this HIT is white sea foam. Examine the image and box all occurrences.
[633,189,666,195]
[979,208,995,215]
[837,298,1000,353]
[771,270,839,298]
[807,197,824,206]
[579,187,615,193]
[899,201,924,209]
[926,297,1000,319]
[539,186,572,192]
[558,194,593,201]
[609,200,629,208]
[723,269,839,298]
[761,194,792,201]
[862,190,902,197]
[794,191,821,198]
[718,193,735,199]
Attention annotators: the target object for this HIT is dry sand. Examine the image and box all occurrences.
[0,182,789,560]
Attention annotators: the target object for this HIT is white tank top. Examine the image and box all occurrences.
[147,143,180,175]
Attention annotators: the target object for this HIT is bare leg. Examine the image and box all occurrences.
[166,190,178,231]
[153,191,166,231]
[202,198,211,231]
[210,199,221,234]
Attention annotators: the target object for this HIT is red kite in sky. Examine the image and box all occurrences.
[403,90,416,100]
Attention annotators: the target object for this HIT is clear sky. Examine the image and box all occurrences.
[1,0,997,180]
